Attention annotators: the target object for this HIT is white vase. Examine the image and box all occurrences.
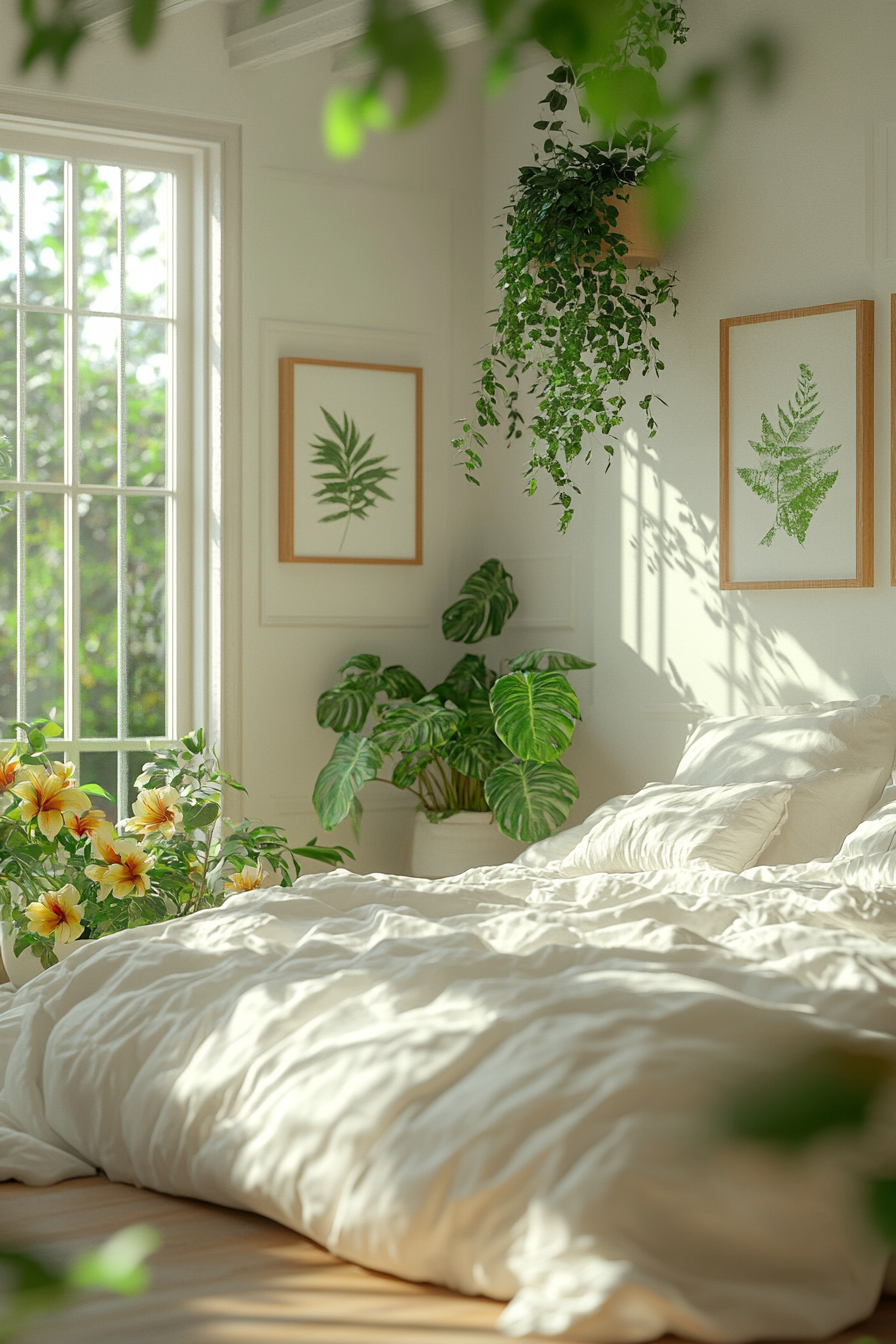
[0,922,81,990]
[409,811,525,878]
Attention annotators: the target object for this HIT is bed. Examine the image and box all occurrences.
[3,696,896,1343]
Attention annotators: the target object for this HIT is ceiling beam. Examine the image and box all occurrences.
[224,0,483,72]
[80,0,208,41]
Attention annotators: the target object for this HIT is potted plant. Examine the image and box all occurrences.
[312,560,594,876]
[455,59,680,532]
[0,721,349,988]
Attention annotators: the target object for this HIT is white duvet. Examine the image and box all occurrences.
[2,854,896,1342]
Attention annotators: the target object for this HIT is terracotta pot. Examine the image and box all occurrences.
[409,811,525,879]
[578,186,663,270]
[0,921,82,990]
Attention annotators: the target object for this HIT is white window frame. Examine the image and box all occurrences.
[0,93,241,810]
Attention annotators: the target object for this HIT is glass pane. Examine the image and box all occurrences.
[0,152,17,306]
[0,310,15,469]
[78,163,120,314]
[79,492,117,738]
[23,490,64,727]
[23,157,64,308]
[125,171,167,317]
[24,310,64,482]
[125,320,167,487]
[126,495,165,737]
[0,493,15,729]
[79,750,118,823]
[79,315,118,486]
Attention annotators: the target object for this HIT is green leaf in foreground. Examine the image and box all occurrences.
[312,732,383,830]
[441,558,518,644]
[490,670,579,762]
[68,1225,161,1296]
[726,1047,892,1150]
[485,759,578,842]
[867,1177,896,1248]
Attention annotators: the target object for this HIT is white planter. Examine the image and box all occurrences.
[0,922,81,990]
[409,811,525,879]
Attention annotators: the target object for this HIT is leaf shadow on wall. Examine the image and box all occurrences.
[619,432,857,717]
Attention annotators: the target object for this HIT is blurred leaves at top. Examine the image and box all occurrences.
[18,1,779,222]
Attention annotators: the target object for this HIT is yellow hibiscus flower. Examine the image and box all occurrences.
[224,864,266,894]
[0,747,20,797]
[85,839,155,901]
[124,786,182,839]
[64,807,117,846]
[25,885,85,944]
[11,767,90,841]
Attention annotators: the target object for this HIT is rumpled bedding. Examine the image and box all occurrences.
[2,856,896,1342]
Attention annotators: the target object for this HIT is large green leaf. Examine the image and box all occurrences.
[340,653,382,674]
[443,728,511,781]
[507,648,595,673]
[441,559,519,644]
[485,759,578,841]
[312,732,383,830]
[379,664,427,701]
[317,678,379,733]
[430,653,495,707]
[490,671,579,762]
[372,701,464,754]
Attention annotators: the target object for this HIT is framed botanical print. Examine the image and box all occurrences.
[720,300,874,590]
[279,357,423,565]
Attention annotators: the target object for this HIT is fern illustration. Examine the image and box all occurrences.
[309,408,398,551]
[737,364,841,547]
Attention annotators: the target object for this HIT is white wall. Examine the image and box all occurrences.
[472,0,896,815]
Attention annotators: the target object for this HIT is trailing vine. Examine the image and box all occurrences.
[455,3,688,532]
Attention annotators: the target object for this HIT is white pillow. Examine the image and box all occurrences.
[836,783,896,859]
[560,781,792,876]
[673,696,896,813]
[516,795,632,868]
[751,767,884,866]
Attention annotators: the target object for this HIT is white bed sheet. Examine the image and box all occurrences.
[2,858,896,1342]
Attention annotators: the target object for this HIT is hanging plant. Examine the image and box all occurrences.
[455,33,684,532]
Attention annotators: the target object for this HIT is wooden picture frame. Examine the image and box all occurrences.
[279,357,423,565]
[720,300,874,590]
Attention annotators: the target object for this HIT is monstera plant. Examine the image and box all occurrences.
[312,560,594,843]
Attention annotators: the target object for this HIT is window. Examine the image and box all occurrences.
[0,130,197,818]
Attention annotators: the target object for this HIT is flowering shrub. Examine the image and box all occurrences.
[0,720,351,971]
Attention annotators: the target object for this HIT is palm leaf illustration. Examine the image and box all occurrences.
[737,364,841,547]
[310,408,399,551]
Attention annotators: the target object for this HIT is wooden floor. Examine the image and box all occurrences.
[2,1178,895,1344]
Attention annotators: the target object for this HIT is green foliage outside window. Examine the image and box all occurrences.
[0,153,169,746]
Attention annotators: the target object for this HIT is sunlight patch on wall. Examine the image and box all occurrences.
[620,433,854,715]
